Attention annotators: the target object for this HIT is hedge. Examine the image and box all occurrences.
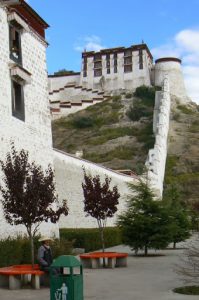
[0,236,73,267]
[60,227,122,252]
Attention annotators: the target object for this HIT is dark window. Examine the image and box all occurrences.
[114,66,117,73]
[94,69,102,77]
[83,57,87,76]
[12,80,25,121]
[106,54,110,60]
[9,25,22,65]
[107,68,110,74]
[124,49,132,57]
[124,49,132,73]
[94,61,102,69]
[94,53,101,61]
[124,65,132,73]
[139,49,143,69]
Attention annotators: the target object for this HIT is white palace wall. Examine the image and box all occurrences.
[0,6,58,238]
[53,149,137,229]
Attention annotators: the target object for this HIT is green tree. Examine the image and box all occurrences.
[0,145,69,267]
[163,184,191,249]
[117,179,172,255]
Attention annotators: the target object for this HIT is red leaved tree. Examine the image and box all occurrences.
[82,169,120,253]
[0,144,69,267]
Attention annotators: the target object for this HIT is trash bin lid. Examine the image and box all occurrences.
[51,255,82,267]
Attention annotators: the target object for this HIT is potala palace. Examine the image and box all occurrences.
[0,0,189,238]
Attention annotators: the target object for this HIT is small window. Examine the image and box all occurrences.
[93,53,101,61]
[139,49,143,69]
[12,80,25,121]
[9,25,22,65]
[107,68,110,74]
[114,66,117,73]
[124,65,132,73]
[94,69,102,77]
[83,71,87,77]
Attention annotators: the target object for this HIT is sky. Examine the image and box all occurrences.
[28,0,199,104]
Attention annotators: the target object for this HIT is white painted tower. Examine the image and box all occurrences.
[154,57,188,101]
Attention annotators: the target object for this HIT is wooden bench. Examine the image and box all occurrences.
[0,264,45,290]
[80,252,128,269]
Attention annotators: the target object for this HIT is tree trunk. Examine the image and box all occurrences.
[99,225,106,267]
[173,241,176,249]
[144,245,148,256]
[29,230,35,269]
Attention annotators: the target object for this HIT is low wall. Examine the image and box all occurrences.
[53,149,137,228]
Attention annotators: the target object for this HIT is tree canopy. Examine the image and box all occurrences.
[82,169,120,252]
[0,145,69,265]
[117,179,173,255]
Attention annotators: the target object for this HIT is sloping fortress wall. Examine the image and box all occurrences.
[53,149,137,228]
[146,76,171,197]
[0,1,59,237]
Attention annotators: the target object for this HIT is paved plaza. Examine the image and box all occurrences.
[0,244,197,300]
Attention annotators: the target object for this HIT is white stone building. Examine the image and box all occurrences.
[80,44,153,91]
[0,1,190,236]
[0,0,59,237]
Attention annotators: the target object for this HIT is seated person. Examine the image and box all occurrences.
[37,236,53,272]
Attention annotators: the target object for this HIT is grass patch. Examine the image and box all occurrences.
[173,286,199,295]
[137,123,155,150]
[126,86,156,121]
[84,146,136,163]
[189,120,199,133]
[88,127,138,145]
[177,105,194,115]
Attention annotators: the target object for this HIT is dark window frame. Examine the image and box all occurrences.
[9,24,22,65]
[11,79,25,121]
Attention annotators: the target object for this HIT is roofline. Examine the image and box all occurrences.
[155,57,182,64]
[48,72,80,78]
[9,0,49,28]
[82,43,153,60]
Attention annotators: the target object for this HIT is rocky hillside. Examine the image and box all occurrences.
[52,87,199,202]
[52,86,156,174]
[165,98,199,202]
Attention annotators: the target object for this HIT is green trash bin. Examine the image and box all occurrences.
[50,255,83,300]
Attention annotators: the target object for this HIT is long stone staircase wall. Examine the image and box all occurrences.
[146,75,171,197]
[49,83,110,119]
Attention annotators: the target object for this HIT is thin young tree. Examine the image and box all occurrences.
[82,169,120,253]
[0,144,69,267]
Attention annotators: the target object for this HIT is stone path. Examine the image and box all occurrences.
[0,244,198,300]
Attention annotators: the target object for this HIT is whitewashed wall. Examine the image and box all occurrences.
[48,74,80,93]
[146,76,171,197]
[0,6,59,238]
[155,60,188,102]
[80,49,152,92]
[53,149,137,229]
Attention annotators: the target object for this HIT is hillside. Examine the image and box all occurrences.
[164,98,199,202]
[52,86,156,174]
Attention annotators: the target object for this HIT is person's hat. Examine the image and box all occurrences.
[38,236,53,242]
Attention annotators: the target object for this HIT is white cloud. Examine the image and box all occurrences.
[152,29,199,104]
[74,35,106,52]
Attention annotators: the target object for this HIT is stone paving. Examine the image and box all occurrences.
[0,244,198,300]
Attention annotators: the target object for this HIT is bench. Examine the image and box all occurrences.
[0,264,45,290]
[80,252,128,269]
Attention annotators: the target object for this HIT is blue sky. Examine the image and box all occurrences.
[29,0,199,103]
